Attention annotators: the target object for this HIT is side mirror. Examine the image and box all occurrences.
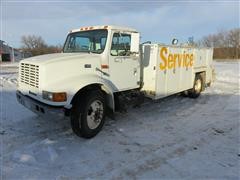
[130,33,140,53]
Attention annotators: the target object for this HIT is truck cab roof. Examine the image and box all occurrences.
[70,25,138,33]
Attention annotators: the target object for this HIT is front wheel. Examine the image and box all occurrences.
[71,91,106,138]
[188,75,203,98]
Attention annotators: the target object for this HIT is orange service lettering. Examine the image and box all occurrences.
[159,47,194,70]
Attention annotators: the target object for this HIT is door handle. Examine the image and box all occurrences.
[114,58,122,63]
[134,68,137,76]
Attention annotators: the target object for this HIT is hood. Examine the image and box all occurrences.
[21,53,101,65]
[19,52,103,92]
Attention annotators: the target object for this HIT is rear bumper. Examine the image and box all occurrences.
[16,90,68,117]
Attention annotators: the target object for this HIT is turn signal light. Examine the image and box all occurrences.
[42,91,67,102]
[52,92,67,102]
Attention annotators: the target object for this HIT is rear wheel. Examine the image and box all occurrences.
[71,90,106,138]
[189,75,203,98]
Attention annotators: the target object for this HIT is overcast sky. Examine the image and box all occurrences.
[1,0,239,48]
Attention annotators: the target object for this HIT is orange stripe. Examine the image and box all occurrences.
[101,64,109,69]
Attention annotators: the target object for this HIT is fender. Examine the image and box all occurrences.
[46,74,117,111]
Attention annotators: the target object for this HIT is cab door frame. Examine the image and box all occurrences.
[107,30,140,92]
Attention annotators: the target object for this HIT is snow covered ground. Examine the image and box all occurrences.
[0,61,239,179]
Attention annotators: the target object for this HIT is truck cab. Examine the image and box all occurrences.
[17,25,141,138]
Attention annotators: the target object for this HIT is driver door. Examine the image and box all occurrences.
[108,32,140,91]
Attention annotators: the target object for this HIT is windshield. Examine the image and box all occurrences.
[63,29,108,54]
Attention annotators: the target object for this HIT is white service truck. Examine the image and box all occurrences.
[16,25,214,138]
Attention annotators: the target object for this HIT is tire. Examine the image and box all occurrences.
[189,75,203,98]
[70,90,106,138]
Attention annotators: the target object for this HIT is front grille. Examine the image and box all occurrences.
[20,63,39,88]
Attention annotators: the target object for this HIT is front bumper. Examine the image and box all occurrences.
[16,90,68,117]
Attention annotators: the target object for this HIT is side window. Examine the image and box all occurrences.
[111,33,131,56]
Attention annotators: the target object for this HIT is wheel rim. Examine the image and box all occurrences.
[87,100,104,130]
[194,79,202,93]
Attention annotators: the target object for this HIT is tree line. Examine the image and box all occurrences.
[20,35,62,56]
[199,28,239,59]
[20,28,239,59]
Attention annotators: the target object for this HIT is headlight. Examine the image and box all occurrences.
[42,91,67,102]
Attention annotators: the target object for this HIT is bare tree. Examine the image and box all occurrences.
[227,29,240,47]
[199,28,240,48]
[20,35,62,56]
[198,28,240,59]
[21,35,47,49]
[200,30,228,48]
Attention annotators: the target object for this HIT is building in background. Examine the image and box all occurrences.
[0,40,31,63]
